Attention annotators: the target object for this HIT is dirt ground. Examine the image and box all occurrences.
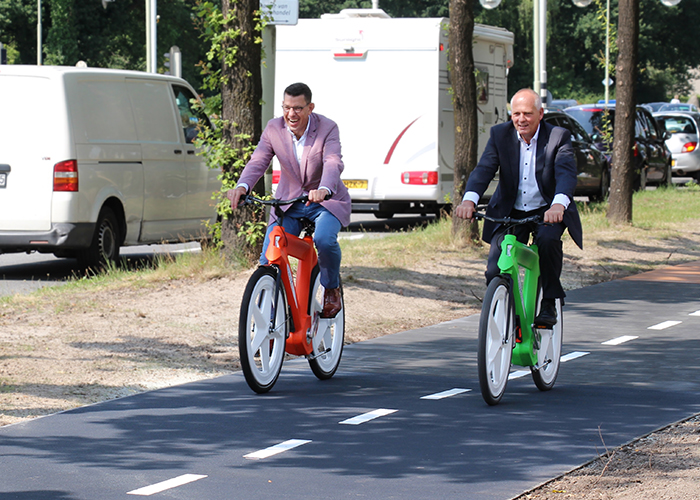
[1,217,700,498]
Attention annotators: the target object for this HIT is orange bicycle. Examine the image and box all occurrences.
[238,194,345,393]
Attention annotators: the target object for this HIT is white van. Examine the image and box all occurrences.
[274,9,513,217]
[0,66,219,267]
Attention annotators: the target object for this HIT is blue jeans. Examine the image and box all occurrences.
[260,201,342,289]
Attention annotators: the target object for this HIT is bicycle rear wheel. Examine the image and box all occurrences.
[308,266,345,380]
[531,290,563,391]
[239,266,288,394]
[477,276,515,406]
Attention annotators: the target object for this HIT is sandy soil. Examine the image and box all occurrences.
[1,218,700,498]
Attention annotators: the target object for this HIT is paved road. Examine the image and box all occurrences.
[1,263,699,499]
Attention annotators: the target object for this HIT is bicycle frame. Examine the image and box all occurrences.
[497,234,541,368]
[264,222,318,357]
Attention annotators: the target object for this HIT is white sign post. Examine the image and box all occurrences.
[260,0,299,25]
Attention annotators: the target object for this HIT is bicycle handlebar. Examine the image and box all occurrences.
[473,211,542,226]
[243,194,309,207]
[242,192,331,208]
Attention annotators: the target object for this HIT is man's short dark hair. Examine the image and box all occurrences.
[284,82,312,104]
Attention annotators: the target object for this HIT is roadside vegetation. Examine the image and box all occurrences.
[2,183,699,308]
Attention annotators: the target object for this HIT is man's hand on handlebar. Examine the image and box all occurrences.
[226,186,248,209]
[544,203,565,224]
[454,200,476,221]
[307,188,330,205]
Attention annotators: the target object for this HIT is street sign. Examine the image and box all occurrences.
[602,77,614,86]
[260,0,299,25]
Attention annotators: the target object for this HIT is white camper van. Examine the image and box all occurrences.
[0,66,219,267]
[273,9,514,218]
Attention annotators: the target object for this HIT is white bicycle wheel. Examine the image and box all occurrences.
[477,276,515,405]
[531,293,563,391]
[239,266,288,393]
[307,266,344,380]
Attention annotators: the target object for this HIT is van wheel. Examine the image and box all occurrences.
[78,207,121,269]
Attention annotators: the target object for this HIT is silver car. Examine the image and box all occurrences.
[653,111,700,181]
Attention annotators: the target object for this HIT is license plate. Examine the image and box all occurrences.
[343,179,368,189]
[0,173,6,188]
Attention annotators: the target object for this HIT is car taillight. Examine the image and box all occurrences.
[682,142,697,153]
[272,170,280,184]
[401,171,438,185]
[54,160,78,192]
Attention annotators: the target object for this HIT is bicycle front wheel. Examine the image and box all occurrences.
[531,294,563,391]
[308,266,345,380]
[477,276,515,406]
[239,266,288,394]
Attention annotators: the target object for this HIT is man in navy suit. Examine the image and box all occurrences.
[455,88,583,326]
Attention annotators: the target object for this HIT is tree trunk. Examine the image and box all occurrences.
[220,0,264,261]
[449,0,480,243]
[607,0,639,224]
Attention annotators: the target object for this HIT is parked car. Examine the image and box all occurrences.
[641,102,668,112]
[543,110,610,200]
[658,103,699,113]
[549,99,578,112]
[653,111,700,181]
[564,104,673,189]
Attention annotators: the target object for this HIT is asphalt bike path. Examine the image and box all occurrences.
[1,262,700,499]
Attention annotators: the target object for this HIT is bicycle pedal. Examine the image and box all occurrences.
[307,347,331,360]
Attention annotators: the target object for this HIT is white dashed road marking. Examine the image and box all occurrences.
[508,370,530,380]
[690,310,700,317]
[648,320,682,330]
[127,474,207,496]
[602,335,639,345]
[421,388,471,400]
[339,409,398,425]
[244,439,312,460]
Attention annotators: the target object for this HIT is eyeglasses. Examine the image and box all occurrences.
[281,103,309,114]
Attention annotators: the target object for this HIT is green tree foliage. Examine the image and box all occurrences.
[0,0,207,87]
[298,0,700,102]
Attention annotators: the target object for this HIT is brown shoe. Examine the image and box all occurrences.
[321,287,342,318]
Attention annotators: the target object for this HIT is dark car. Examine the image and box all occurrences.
[565,104,673,190]
[543,110,610,200]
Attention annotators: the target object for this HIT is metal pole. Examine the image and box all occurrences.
[533,0,540,94]
[37,0,42,65]
[145,0,157,72]
[604,0,610,105]
[539,0,548,106]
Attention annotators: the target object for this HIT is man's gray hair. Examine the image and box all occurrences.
[510,89,542,111]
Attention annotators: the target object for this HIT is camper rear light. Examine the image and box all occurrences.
[682,142,697,153]
[53,160,78,192]
[272,170,280,184]
[401,171,438,185]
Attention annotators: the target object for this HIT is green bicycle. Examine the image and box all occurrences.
[474,212,563,406]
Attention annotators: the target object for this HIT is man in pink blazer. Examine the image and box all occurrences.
[228,83,351,318]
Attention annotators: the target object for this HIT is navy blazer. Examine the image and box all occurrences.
[465,121,583,249]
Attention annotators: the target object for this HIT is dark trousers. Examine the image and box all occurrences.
[485,208,566,299]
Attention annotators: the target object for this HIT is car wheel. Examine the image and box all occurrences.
[633,164,648,192]
[591,166,610,202]
[665,161,673,187]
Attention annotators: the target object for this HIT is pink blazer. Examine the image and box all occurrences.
[238,113,351,227]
